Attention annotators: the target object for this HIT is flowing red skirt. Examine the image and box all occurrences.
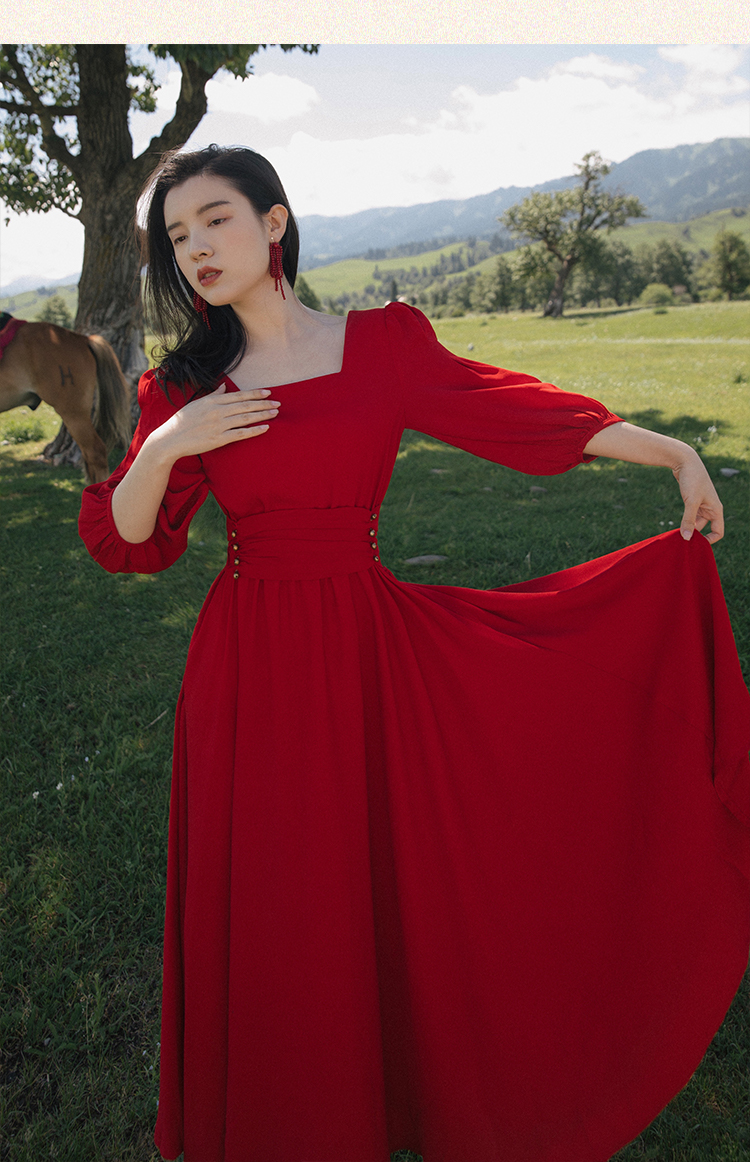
[154,523,749,1162]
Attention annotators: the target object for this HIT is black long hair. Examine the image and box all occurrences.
[139,144,300,398]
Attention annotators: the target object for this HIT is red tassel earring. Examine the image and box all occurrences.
[193,289,211,330]
[269,237,286,299]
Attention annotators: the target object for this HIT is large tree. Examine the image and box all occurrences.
[502,151,646,317]
[0,43,318,460]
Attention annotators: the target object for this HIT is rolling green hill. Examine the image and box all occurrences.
[618,205,750,255]
[0,282,78,322]
[3,205,747,322]
[301,205,750,307]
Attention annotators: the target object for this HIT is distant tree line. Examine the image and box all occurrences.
[360,231,513,263]
[321,228,750,318]
[318,151,749,319]
[317,237,521,315]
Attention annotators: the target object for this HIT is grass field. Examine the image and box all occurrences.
[1,302,748,1160]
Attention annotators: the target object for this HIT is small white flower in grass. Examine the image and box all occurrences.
[32,791,39,799]
[707,425,717,434]
[56,782,63,791]
[84,757,89,763]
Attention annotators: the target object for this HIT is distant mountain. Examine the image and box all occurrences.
[608,138,750,220]
[0,271,81,298]
[3,140,747,290]
[297,137,750,269]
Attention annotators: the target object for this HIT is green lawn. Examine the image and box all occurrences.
[1,301,748,1160]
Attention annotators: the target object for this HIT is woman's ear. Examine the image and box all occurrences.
[267,204,289,242]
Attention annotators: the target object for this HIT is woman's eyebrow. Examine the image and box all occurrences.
[166,200,232,234]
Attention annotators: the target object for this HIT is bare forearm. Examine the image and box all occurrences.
[583,421,723,543]
[583,422,697,471]
[110,431,178,543]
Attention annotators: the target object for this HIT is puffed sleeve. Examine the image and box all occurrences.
[78,369,209,574]
[385,302,623,475]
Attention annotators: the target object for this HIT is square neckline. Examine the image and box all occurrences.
[222,310,354,393]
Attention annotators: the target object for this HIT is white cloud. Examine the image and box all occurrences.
[658,45,745,75]
[205,72,320,123]
[658,44,750,100]
[2,48,748,286]
[655,45,748,102]
[556,54,646,83]
[268,59,749,217]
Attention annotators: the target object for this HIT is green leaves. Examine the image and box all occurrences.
[0,44,79,108]
[148,43,319,80]
[125,49,157,115]
[0,43,321,220]
[0,120,80,218]
[712,230,750,299]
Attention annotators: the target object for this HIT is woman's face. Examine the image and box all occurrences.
[163,173,287,308]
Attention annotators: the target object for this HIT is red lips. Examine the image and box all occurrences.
[197,267,221,286]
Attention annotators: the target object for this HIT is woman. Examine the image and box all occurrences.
[79,145,749,1162]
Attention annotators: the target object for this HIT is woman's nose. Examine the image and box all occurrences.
[189,234,212,261]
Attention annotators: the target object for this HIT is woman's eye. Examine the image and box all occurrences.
[171,235,186,246]
[209,217,227,227]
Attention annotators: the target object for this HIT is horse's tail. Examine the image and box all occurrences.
[87,335,133,452]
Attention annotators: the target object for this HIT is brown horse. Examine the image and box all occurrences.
[0,320,132,483]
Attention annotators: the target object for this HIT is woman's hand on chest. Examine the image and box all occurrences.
[150,384,281,459]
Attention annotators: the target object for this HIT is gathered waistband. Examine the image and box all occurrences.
[225,507,381,580]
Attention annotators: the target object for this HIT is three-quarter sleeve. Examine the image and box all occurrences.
[386,302,623,475]
[79,370,209,574]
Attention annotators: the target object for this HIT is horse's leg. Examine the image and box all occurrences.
[56,406,110,483]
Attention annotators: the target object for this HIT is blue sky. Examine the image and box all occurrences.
[2,44,748,288]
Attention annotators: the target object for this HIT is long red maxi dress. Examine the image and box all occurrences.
[79,303,750,1162]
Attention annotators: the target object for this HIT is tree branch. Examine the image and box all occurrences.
[132,57,213,188]
[2,45,81,179]
[0,98,79,116]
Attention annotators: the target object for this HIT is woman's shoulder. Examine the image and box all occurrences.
[136,367,190,413]
[349,301,439,346]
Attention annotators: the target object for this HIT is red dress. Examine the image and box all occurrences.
[79,304,750,1162]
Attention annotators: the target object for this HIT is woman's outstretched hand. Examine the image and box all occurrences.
[151,382,280,460]
[672,453,724,544]
[582,421,724,544]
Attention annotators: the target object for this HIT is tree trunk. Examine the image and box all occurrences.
[41,47,218,470]
[542,258,574,318]
[46,46,147,469]
[42,422,83,469]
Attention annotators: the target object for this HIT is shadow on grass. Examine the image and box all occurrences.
[615,408,734,444]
